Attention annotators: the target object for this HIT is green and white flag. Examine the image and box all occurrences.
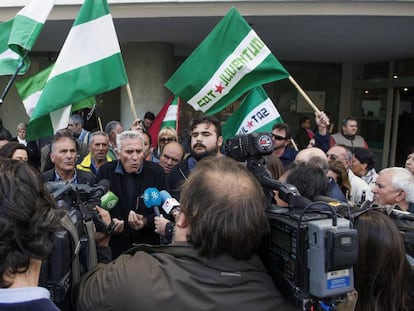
[16,64,96,140]
[27,0,128,140]
[222,86,283,141]
[0,0,55,76]
[165,7,290,115]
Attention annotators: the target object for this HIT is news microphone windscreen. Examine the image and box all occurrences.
[101,191,119,211]
[162,198,180,214]
[143,187,161,208]
[159,190,172,203]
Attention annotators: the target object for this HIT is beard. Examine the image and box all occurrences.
[190,143,219,161]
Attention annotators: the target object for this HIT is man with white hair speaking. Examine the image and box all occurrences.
[372,167,414,212]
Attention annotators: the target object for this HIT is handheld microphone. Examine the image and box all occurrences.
[143,187,161,216]
[100,191,119,211]
[159,190,180,214]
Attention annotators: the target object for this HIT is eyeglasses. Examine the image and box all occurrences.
[160,137,176,143]
[271,134,287,141]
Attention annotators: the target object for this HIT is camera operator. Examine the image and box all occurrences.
[0,160,62,310]
[74,157,296,311]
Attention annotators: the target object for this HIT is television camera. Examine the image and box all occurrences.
[224,132,358,311]
[40,180,115,309]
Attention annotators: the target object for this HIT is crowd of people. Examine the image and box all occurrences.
[0,110,413,311]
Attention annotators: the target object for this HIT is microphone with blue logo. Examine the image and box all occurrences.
[143,187,162,216]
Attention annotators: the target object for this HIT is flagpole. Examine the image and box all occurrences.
[0,50,29,105]
[288,76,321,114]
[125,83,138,120]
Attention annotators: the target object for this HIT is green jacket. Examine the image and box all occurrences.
[74,243,296,311]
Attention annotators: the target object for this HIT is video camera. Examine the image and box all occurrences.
[225,133,358,311]
[39,181,112,309]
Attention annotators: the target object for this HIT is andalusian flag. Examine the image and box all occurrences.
[147,96,180,147]
[26,0,128,140]
[16,64,96,139]
[222,86,283,141]
[0,0,55,76]
[165,7,290,115]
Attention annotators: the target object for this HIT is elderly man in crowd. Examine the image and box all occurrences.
[74,156,294,311]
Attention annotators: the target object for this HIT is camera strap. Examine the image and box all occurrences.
[60,213,81,285]
[84,219,98,269]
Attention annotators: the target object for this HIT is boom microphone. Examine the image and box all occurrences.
[143,187,161,216]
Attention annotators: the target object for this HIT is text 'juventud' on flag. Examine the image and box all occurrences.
[188,30,270,111]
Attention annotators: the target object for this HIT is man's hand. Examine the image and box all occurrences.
[94,206,111,246]
[154,215,170,236]
[315,111,330,135]
[128,210,146,230]
[112,218,124,234]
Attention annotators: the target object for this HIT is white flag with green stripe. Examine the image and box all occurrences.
[222,86,283,141]
[165,7,290,115]
[27,0,128,140]
[16,64,96,140]
[0,0,54,75]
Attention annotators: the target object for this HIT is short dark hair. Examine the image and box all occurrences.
[341,116,357,127]
[272,123,292,139]
[0,142,27,159]
[190,116,222,137]
[0,160,61,288]
[286,162,329,200]
[144,111,155,120]
[180,157,269,260]
[299,117,311,125]
[353,147,375,171]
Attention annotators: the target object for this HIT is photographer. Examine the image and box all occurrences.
[74,157,295,311]
[0,160,61,310]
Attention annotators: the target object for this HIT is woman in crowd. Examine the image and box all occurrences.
[405,146,414,175]
[351,147,378,186]
[0,142,29,162]
[353,210,413,310]
[0,160,61,310]
[155,127,178,159]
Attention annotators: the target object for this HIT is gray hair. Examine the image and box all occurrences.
[116,130,144,152]
[104,120,122,135]
[69,114,84,127]
[380,167,414,203]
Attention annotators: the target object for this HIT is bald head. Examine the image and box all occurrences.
[295,147,327,164]
[159,141,185,174]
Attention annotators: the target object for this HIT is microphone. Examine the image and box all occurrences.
[159,190,180,214]
[143,187,162,216]
[100,191,119,211]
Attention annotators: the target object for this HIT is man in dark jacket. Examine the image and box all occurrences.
[96,130,167,258]
[41,130,95,185]
[74,156,295,311]
[167,115,223,199]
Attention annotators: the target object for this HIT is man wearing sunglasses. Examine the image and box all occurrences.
[271,123,297,168]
